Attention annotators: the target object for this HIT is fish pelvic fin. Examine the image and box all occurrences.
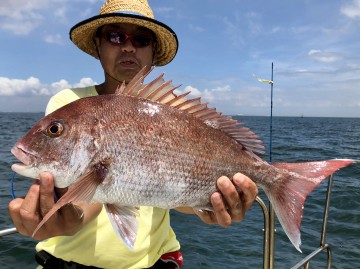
[105,204,140,250]
[264,159,355,252]
[32,159,110,238]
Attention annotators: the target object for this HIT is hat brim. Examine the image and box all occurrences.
[70,13,178,66]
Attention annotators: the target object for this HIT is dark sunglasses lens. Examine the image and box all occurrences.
[104,31,153,47]
[107,32,126,44]
[132,34,153,47]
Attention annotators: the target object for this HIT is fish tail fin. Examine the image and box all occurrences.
[264,159,355,252]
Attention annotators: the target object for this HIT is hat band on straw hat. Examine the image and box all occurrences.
[114,11,144,16]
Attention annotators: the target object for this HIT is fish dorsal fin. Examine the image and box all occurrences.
[116,68,265,154]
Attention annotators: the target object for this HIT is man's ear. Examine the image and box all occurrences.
[93,38,101,60]
[152,42,157,66]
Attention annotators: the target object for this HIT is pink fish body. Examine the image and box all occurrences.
[11,68,356,250]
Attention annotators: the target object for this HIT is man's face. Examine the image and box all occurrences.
[95,23,155,84]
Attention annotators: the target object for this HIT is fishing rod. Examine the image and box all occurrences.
[0,173,18,237]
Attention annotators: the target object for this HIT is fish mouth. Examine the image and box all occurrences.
[11,145,37,166]
[11,145,40,179]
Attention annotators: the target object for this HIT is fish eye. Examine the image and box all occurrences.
[46,121,64,138]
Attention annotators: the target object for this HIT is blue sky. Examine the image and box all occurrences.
[1,0,360,117]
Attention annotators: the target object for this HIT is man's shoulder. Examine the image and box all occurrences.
[45,85,97,115]
[56,85,97,99]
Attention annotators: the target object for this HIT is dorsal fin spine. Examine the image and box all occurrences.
[137,73,165,98]
[220,122,241,128]
[192,107,216,117]
[118,68,265,155]
[186,103,209,113]
[124,66,151,95]
[165,91,191,106]
[146,79,172,100]
[175,97,202,110]
[199,113,221,121]
[155,88,177,103]
[115,81,127,95]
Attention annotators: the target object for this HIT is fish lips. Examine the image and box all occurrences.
[11,144,37,165]
[11,145,40,179]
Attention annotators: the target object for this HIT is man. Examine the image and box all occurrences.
[8,0,258,268]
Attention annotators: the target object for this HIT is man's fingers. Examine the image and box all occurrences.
[37,172,83,237]
[8,198,27,235]
[39,172,57,218]
[8,183,41,236]
[210,192,232,227]
[233,173,258,212]
[211,174,258,227]
[216,176,243,222]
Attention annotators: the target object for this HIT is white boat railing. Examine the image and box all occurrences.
[0,174,336,268]
[0,227,17,237]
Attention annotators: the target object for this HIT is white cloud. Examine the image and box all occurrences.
[188,24,205,33]
[44,34,65,44]
[154,6,175,15]
[178,85,232,104]
[0,77,45,96]
[54,6,67,19]
[0,76,97,96]
[0,0,98,35]
[223,16,245,48]
[308,49,343,63]
[74,78,97,88]
[0,0,49,34]
[180,85,202,97]
[50,79,72,93]
[341,0,360,18]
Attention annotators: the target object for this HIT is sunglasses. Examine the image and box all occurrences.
[102,31,154,48]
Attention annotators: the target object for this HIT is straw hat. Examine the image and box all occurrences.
[70,0,178,66]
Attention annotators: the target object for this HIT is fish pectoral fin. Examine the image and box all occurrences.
[105,204,140,250]
[32,168,104,238]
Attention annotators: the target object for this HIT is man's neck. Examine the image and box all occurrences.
[95,82,118,95]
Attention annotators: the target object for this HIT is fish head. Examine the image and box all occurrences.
[11,102,102,188]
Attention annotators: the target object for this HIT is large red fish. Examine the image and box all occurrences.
[11,68,355,251]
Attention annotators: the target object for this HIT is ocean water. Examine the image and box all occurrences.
[0,113,359,269]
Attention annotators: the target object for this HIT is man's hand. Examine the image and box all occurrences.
[194,173,258,227]
[8,172,102,240]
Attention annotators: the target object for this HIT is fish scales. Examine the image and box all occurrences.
[11,68,357,251]
[83,95,260,208]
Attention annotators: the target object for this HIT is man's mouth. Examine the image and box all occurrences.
[122,60,136,65]
[119,56,138,67]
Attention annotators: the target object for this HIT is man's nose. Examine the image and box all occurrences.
[121,39,136,53]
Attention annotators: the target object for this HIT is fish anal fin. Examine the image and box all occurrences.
[32,159,111,238]
[265,159,355,252]
[105,204,140,250]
